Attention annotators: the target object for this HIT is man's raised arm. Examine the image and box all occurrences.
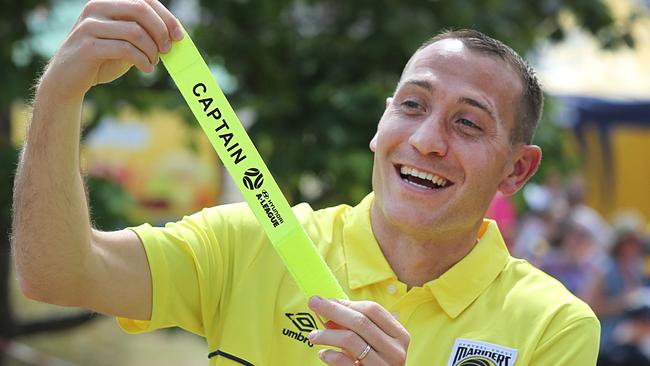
[11,0,183,320]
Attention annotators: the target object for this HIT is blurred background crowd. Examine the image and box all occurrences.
[1,0,650,365]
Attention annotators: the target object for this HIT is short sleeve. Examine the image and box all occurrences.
[529,315,601,365]
[117,203,255,336]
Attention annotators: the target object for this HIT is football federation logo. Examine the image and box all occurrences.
[243,168,264,190]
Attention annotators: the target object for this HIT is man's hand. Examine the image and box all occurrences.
[308,296,410,366]
[41,0,182,101]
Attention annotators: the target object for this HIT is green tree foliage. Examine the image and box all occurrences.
[186,0,637,207]
[1,0,642,224]
[2,1,643,218]
[4,0,642,209]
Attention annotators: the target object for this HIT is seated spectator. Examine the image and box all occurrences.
[585,221,646,347]
[538,209,603,298]
[513,183,556,261]
[598,289,650,366]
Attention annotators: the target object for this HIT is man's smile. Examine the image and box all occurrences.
[395,164,454,190]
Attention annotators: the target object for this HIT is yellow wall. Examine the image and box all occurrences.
[582,124,650,221]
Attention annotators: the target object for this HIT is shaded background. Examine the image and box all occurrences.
[1,0,650,364]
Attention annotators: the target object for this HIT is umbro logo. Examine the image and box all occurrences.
[281,313,318,348]
[286,313,318,332]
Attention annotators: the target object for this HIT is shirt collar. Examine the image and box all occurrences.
[425,220,509,318]
[343,193,510,319]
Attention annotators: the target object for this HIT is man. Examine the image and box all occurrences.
[11,0,600,365]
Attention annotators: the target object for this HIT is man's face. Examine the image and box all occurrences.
[370,38,530,237]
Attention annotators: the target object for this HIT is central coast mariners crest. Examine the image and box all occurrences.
[456,357,496,366]
[447,338,518,366]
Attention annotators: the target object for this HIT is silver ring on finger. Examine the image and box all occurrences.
[354,343,372,365]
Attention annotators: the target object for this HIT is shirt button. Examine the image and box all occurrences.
[387,284,397,295]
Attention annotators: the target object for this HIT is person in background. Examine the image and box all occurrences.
[486,191,517,251]
[513,183,559,261]
[585,216,646,347]
[537,209,604,299]
[598,289,650,366]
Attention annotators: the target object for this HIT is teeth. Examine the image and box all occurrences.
[406,180,429,189]
[399,165,449,187]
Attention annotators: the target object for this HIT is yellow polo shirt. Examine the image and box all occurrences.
[119,193,600,365]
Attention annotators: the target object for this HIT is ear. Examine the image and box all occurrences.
[498,145,542,196]
[369,132,378,152]
[370,97,392,152]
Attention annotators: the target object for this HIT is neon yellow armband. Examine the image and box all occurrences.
[160,28,348,302]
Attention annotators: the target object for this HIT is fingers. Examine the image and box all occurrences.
[309,329,384,366]
[41,0,182,100]
[309,296,409,365]
[310,296,385,348]
[81,18,159,65]
[89,38,154,73]
[338,299,408,342]
[144,0,184,41]
[318,349,356,366]
[82,0,182,54]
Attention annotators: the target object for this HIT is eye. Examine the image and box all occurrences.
[457,118,481,130]
[402,100,419,108]
[400,100,424,114]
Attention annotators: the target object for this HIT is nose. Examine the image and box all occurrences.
[407,115,448,157]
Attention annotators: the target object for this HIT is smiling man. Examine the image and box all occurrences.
[12,1,599,365]
[369,34,542,288]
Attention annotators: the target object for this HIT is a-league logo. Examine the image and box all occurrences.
[243,168,264,190]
